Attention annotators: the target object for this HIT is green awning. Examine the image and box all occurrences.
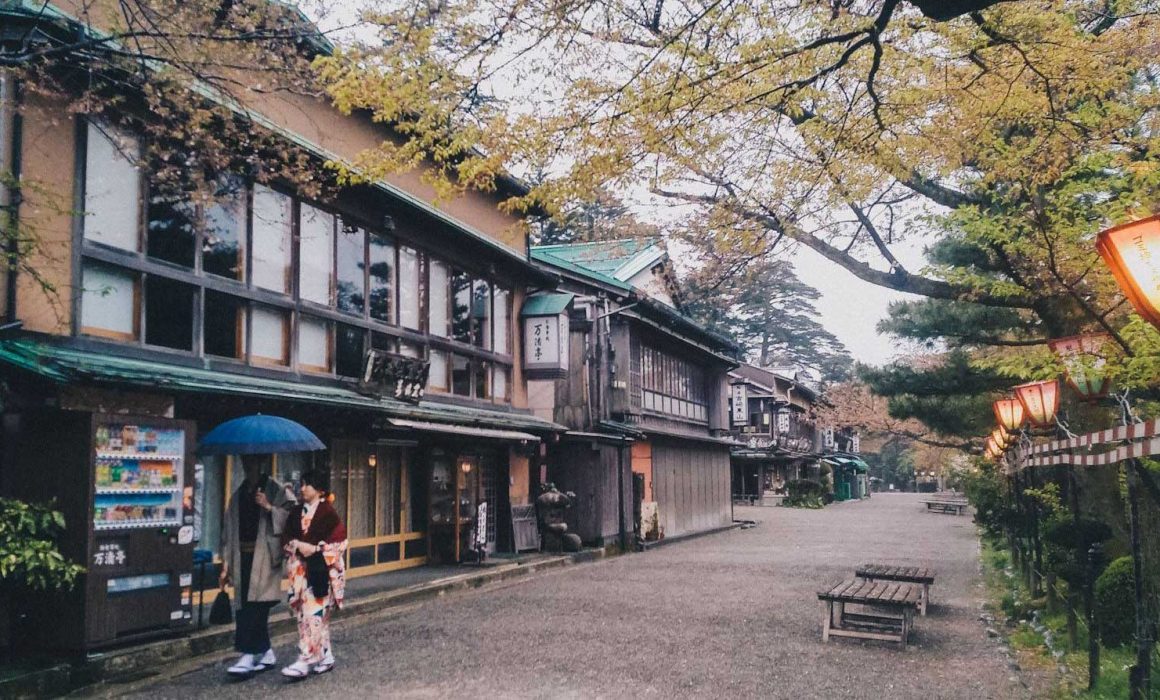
[0,339,564,434]
[822,455,869,473]
[520,293,574,317]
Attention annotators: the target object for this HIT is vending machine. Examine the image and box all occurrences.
[11,410,196,651]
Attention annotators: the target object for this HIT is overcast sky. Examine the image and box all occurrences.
[790,239,929,367]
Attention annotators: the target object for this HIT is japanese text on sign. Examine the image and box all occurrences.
[94,541,127,567]
[524,316,564,369]
[731,384,748,425]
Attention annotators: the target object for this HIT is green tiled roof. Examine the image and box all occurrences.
[0,340,563,433]
[529,248,631,292]
[532,239,662,279]
[531,242,740,356]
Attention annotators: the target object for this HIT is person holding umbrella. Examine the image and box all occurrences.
[199,415,326,678]
[219,454,296,676]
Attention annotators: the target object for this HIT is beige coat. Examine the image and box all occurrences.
[220,477,296,609]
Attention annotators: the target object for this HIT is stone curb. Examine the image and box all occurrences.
[3,550,604,699]
[637,522,743,551]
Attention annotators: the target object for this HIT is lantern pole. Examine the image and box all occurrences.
[1109,391,1154,700]
[1008,435,1033,590]
[1023,431,1044,598]
[1067,458,1082,651]
[1124,459,1152,699]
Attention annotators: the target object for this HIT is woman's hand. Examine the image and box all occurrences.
[298,542,319,557]
[219,563,230,588]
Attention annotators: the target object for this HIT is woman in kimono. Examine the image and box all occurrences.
[280,469,347,678]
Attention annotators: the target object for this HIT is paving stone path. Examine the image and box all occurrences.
[125,492,1026,699]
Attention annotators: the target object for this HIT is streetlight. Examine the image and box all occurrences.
[1014,379,1061,429]
[1048,333,1113,401]
[1095,214,1160,330]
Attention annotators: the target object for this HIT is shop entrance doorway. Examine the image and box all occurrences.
[329,440,427,577]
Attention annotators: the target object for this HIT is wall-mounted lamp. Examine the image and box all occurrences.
[368,453,378,469]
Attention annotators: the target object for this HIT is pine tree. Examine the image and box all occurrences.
[683,258,853,381]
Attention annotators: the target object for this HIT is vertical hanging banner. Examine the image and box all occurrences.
[731,383,748,426]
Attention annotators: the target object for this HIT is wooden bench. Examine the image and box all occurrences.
[923,499,968,515]
[817,579,922,648]
[855,564,935,615]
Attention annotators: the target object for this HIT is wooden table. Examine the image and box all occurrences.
[923,499,968,515]
[855,564,936,615]
[817,579,922,648]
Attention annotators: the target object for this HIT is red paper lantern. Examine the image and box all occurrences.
[1014,379,1060,428]
[1048,333,1112,401]
[993,398,1025,432]
[991,426,1010,451]
[1096,215,1160,330]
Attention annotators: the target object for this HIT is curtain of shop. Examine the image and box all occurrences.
[376,446,401,535]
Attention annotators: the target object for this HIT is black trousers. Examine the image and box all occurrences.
[234,551,276,654]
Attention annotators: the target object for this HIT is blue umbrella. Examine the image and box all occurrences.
[198,414,325,455]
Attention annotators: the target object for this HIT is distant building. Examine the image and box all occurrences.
[727,364,819,505]
[726,364,865,504]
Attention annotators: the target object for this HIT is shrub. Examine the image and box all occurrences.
[784,479,824,508]
[1094,556,1136,648]
[963,463,1016,538]
[0,498,84,591]
[786,479,823,498]
[1042,517,1113,586]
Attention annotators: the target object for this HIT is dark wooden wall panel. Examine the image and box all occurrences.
[548,440,629,545]
[652,441,731,539]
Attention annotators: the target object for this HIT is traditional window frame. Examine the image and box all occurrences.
[638,343,709,424]
[73,117,515,403]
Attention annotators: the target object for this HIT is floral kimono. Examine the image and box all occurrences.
[283,499,347,664]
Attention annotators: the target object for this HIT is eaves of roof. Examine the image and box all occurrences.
[3,0,334,56]
[611,245,667,281]
[729,372,774,394]
[0,339,566,433]
[632,297,740,355]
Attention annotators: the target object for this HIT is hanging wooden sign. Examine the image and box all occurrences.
[359,349,430,403]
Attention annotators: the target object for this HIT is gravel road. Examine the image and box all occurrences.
[124,492,1026,699]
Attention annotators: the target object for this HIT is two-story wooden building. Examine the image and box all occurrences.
[728,363,867,504]
[727,364,822,505]
[524,239,739,547]
[0,1,565,650]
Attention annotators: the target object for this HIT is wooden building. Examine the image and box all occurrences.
[0,1,563,650]
[727,364,821,505]
[526,240,739,547]
[727,364,866,504]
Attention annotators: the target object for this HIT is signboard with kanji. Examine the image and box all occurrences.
[359,349,430,403]
[523,314,569,376]
[731,383,748,426]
